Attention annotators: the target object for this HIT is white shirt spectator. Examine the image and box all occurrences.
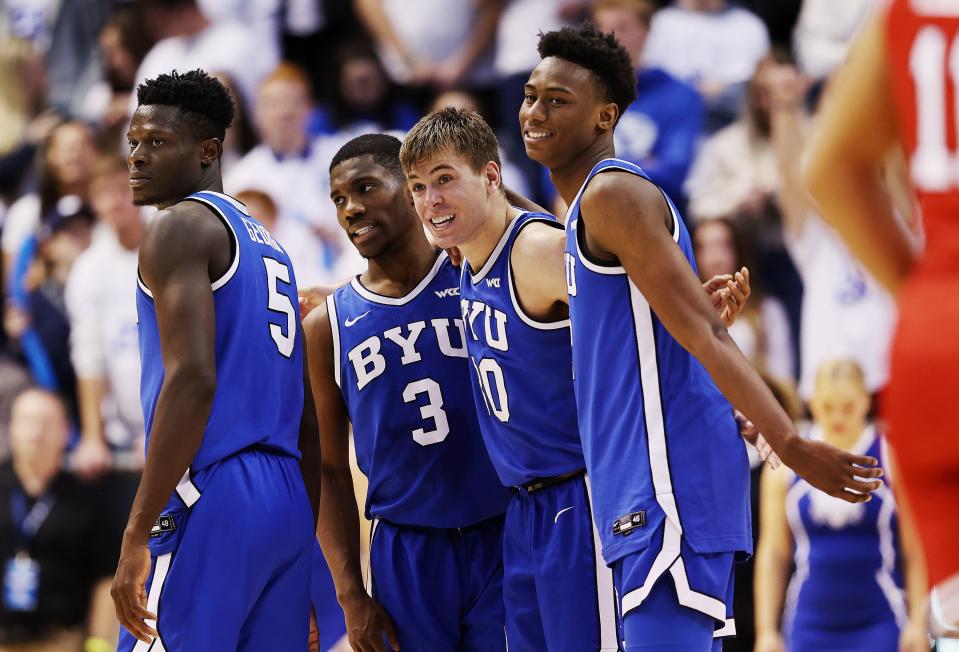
[494,0,570,77]
[727,296,794,382]
[793,0,880,79]
[644,3,769,87]
[64,229,143,450]
[131,20,277,112]
[786,215,895,400]
[2,193,39,261]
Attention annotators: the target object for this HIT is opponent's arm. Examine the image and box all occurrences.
[804,14,917,294]
[303,303,398,652]
[753,465,792,652]
[298,322,322,528]
[111,206,227,642]
[579,172,882,502]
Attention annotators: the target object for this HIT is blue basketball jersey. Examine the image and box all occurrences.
[459,211,585,487]
[137,191,304,506]
[564,159,751,564]
[329,251,509,528]
[784,427,905,641]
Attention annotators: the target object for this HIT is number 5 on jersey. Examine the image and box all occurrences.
[263,257,296,357]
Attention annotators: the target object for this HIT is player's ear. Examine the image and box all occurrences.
[200,137,222,168]
[485,161,502,195]
[597,102,619,132]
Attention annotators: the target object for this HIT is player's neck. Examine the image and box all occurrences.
[458,197,520,274]
[363,229,439,297]
[156,171,224,210]
[549,139,616,206]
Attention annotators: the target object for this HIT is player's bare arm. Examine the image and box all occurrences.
[303,303,399,652]
[804,15,917,294]
[297,322,322,528]
[510,217,751,324]
[111,203,229,642]
[578,171,883,502]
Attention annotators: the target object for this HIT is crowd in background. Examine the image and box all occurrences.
[0,0,926,650]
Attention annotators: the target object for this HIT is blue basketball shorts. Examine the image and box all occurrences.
[368,514,506,651]
[503,475,619,652]
[613,519,736,652]
[118,447,314,652]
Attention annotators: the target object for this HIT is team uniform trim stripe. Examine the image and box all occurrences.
[326,294,341,388]
[507,218,571,331]
[175,467,201,507]
[133,552,172,652]
[469,211,526,283]
[184,194,242,291]
[366,518,382,596]
[584,476,620,650]
[351,251,448,306]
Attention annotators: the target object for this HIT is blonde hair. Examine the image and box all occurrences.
[593,0,657,26]
[0,38,40,155]
[399,107,501,177]
[814,359,867,393]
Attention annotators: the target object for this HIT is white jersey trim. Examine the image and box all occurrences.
[507,218,571,331]
[132,552,171,652]
[350,251,448,306]
[366,518,382,596]
[175,467,201,507]
[783,480,811,639]
[875,484,908,628]
[186,194,242,292]
[584,477,620,650]
[327,294,342,388]
[468,210,527,284]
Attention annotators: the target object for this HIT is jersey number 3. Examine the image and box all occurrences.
[264,257,296,358]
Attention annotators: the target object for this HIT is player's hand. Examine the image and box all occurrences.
[753,630,785,652]
[299,286,335,319]
[898,619,930,652]
[111,539,157,643]
[734,411,780,469]
[703,267,751,326]
[341,592,400,651]
[781,436,883,503]
[71,436,113,480]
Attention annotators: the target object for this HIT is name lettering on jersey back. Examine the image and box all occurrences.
[460,299,509,352]
[348,318,468,390]
[240,217,283,253]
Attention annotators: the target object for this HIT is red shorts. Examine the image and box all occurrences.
[884,277,959,588]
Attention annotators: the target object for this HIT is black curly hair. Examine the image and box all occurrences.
[330,133,404,181]
[136,69,235,142]
[537,22,637,121]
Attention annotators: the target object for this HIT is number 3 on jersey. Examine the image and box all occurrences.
[263,257,296,357]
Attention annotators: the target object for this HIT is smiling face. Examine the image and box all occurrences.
[329,154,417,259]
[406,149,501,250]
[520,57,617,172]
[127,104,216,208]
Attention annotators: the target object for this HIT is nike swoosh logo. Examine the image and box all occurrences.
[344,311,371,327]
[554,506,575,523]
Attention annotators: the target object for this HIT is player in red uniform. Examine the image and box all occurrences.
[805,0,959,629]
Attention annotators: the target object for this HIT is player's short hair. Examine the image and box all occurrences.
[399,107,501,177]
[593,0,656,26]
[329,133,405,181]
[537,23,638,121]
[136,69,235,142]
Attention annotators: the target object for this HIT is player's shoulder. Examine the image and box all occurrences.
[302,297,334,348]
[512,214,564,264]
[581,169,662,219]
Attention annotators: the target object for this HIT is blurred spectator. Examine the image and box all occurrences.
[235,189,348,287]
[2,121,95,279]
[64,156,145,480]
[0,39,60,224]
[354,0,504,90]
[430,89,532,200]
[0,358,31,465]
[793,0,879,80]
[693,217,793,381]
[212,72,258,172]
[224,63,364,283]
[131,0,278,113]
[6,197,93,420]
[643,0,770,131]
[754,360,928,652]
[77,6,154,140]
[764,62,895,401]
[593,0,704,204]
[309,43,418,141]
[0,388,120,651]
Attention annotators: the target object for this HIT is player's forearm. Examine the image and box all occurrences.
[805,153,916,295]
[123,369,215,543]
[753,546,790,635]
[77,376,107,442]
[317,464,366,601]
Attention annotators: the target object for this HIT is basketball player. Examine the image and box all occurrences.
[399,108,754,651]
[111,70,320,651]
[804,0,959,629]
[501,25,879,650]
[304,134,510,651]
